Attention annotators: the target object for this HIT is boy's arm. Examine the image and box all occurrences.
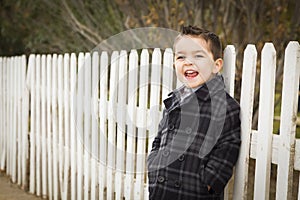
[202,105,241,194]
[147,109,167,167]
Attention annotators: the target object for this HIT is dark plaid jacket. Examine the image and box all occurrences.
[147,75,241,200]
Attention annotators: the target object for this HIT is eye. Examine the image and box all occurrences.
[195,54,204,58]
[176,56,185,60]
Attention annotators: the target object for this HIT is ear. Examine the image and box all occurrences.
[213,58,223,73]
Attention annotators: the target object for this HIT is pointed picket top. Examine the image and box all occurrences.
[223,45,236,96]
[70,53,77,104]
[262,43,276,64]
[150,48,162,96]
[128,49,138,105]
[99,51,108,101]
[152,48,162,66]
[118,50,128,105]
[99,51,108,88]
[280,41,300,121]
[163,48,173,66]
[162,48,174,104]
[91,51,99,116]
[140,49,149,109]
[26,54,36,90]
[109,51,120,111]
[141,49,149,63]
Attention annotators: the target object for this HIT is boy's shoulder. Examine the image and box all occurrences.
[225,92,240,112]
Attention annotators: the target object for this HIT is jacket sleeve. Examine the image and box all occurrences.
[147,109,167,169]
[202,103,241,194]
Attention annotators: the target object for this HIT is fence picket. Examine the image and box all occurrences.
[28,54,36,194]
[0,58,2,170]
[12,57,17,183]
[233,45,257,200]
[58,54,64,199]
[254,43,277,200]
[276,41,300,200]
[6,57,10,176]
[41,55,47,197]
[17,57,22,185]
[99,51,108,200]
[70,53,77,200]
[161,48,174,105]
[35,55,41,195]
[124,49,138,200]
[147,48,162,154]
[62,53,70,200]
[223,45,236,96]
[0,57,3,170]
[134,49,148,200]
[52,54,60,200]
[0,58,6,171]
[8,58,12,176]
[84,53,92,200]
[91,52,99,200]
[77,53,84,200]
[145,48,162,200]
[21,55,29,189]
[107,51,119,200]
[115,50,127,200]
[8,58,11,176]
[46,54,53,200]
[222,45,236,200]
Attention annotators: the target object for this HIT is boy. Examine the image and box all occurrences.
[147,25,241,200]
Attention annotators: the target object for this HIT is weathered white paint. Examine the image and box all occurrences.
[84,53,91,200]
[77,53,84,200]
[125,50,138,200]
[62,53,70,200]
[41,55,47,197]
[35,55,41,196]
[254,43,276,200]
[91,52,99,200]
[99,51,108,200]
[233,45,257,200]
[222,45,236,200]
[115,50,127,200]
[147,48,162,154]
[58,54,64,200]
[70,53,77,200]
[46,54,53,200]
[223,45,236,97]
[28,54,36,194]
[107,51,119,200]
[21,55,29,189]
[276,42,300,200]
[0,57,3,170]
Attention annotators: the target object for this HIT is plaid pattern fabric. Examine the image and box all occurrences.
[147,75,241,200]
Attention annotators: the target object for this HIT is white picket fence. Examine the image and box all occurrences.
[0,41,300,200]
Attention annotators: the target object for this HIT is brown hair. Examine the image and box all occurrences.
[175,25,222,60]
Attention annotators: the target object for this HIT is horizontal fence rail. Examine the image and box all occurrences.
[0,41,300,200]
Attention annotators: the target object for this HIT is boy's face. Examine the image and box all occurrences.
[174,36,223,88]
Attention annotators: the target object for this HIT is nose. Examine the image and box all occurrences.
[183,57,193,65]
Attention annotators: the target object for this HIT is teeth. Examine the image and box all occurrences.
[185,70,196,74]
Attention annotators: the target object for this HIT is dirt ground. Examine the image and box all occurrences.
[0,172,39,200]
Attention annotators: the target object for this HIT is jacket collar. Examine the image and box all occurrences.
[163,74,225,111]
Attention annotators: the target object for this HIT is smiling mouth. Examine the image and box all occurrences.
[184,70,199,78]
